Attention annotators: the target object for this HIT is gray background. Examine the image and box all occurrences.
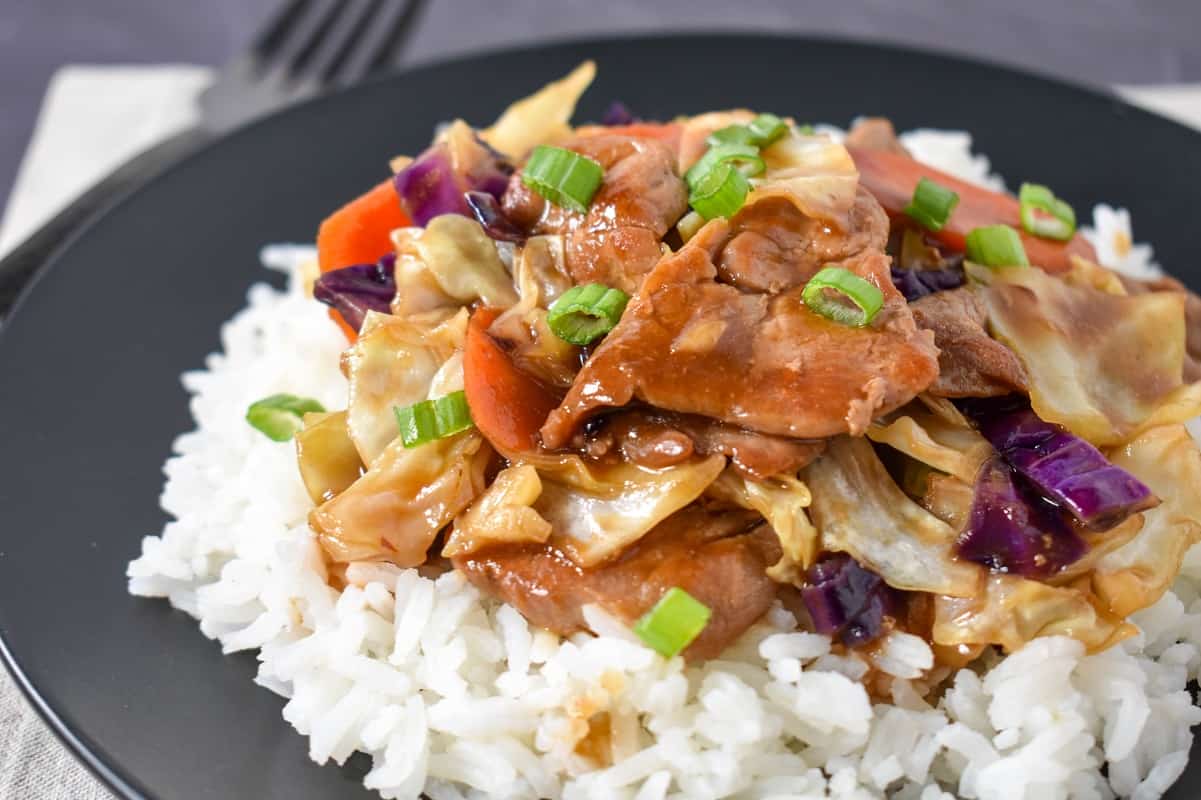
[2,0,1201,214]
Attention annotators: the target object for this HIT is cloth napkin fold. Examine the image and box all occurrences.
[0,65,1198,800]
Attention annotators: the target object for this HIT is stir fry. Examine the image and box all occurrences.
[252,62,1201,668]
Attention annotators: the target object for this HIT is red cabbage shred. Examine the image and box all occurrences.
[889,265,965,302]
[312,255,397,332]
[801,553,896,647]
[959,396,1157,531]
[959,456,1087,578]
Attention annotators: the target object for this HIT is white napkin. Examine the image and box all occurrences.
[0,66,1198,800]
[0,65,212,256]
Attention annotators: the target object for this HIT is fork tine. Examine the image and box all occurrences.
[293,0,381,84]
[246,0,310,67]
[333,0,424,87]
[260,0,344,80]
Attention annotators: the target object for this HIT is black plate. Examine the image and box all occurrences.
[1,34,1199,800]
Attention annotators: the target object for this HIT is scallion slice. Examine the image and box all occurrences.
[1018,182,1076,241]
[965,224,1030,268]
[684,143,765,189]
[802,266,885,327]
[546,283,630,345]
[706,114,788,148]
[689,162,750,220]
[246,394,325,442]
[394,391,474,448]
[746,113,787,146]
[903,177,960,232]
[521,145,604,213]
[706,124,755,147]
[633,587,712,658]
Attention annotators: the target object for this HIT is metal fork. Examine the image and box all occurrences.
[201,0,425,131]
[0,0,426,313]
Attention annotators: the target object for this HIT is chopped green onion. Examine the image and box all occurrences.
[394,391,474,448]
[547,283,630,345]
[706,124,755,147]
[684,143,765,189]
[1018,182,1076,241]
[801,266,885,327]
[689,162,750,220]
[965,224,1030,268]
[246,394,325,442]
[706,114,788,149]
[521,145,604,213]
[903,177,960,232]
[796,124,816,135]
[633,587,712,658]
[746,113,788,146]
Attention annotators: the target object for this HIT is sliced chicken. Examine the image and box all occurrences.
[501,133,688,294]
[716,187,889,293]
[540,222,940,447]
[454,508,781,659]
[909,287,1029,398]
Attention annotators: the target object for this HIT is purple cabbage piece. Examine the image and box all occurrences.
[393,144,471,226]
[464,191,525,243]
[601,101,637,126]
[801,553,896,647]
[889,266,965,302]
[472,138,516,198]
[393,138,514,227]
[960,396,1158,531]
[959,457,1086,577]
[312,254,397,332]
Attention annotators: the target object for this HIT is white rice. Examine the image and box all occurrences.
[128,132,1200,799]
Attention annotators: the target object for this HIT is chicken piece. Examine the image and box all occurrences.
[582,408,825,480]
[716,187,889,293]
[540,222,940,447]
[501,133,688,294]
[454,508,781,659]
[845,117,910,157]
[909,287,1029,397]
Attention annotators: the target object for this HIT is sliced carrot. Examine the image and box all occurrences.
[463,308,561,454]
[848,146,1096,273]
[317,179,409,273]
[316,179,410,341]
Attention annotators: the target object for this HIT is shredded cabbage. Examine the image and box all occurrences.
[310,431,489,565]
[414,215,519,308]
[867,408,992,483]
[973,264,1201,445]
[390,228,459,317]
[747,129,860,227]
[802,437,981,596]
[344,310,466,466]
[1091,424,1201,616]
[933,574,1135,654]
[481,61,596,159]
[708,468,818,582]
[443,464,552,558]
[518,452,726,566]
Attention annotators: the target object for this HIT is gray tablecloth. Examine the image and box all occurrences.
[1,669,112,799]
